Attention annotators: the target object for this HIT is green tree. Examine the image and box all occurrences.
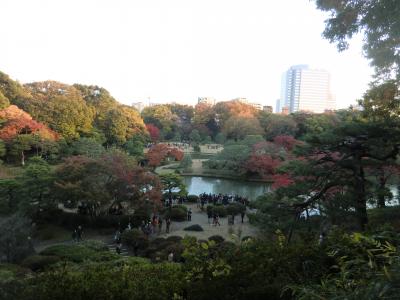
[241,135,265,147]
[22,81,94,139]
[9,134,36,166]
[68,138,105,158]
[73,84,118,128]
[179,154,192,172]
[274,116,400,230]
[0,139,6,158]
[0,214,33,263]
[103,106,147,145]
[141,105,177,139]
[0,90,10,109]
[189,129,201,144]
[0,178,20,213]
[159,173,187,197]
[0,71,29,106]
[215,132,226,144]
[18,157,55,216]
[222,116,263,141]
[258,112,297,140]
[124,135,144,158]
[315,0,400,79]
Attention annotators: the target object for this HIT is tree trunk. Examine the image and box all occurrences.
[354,157,368,230]
[377,174,386,208]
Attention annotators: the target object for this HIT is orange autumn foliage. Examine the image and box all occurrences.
[0,105,58,141]
[146,144,184,167]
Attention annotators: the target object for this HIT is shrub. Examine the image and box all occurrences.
[21,255,60,271]
[208,235,225,243]
[211,206,227,218]
[166,236,183,243]
[186,195,199,203]
[40,244,118,263]
[121,229,149,250]
[184,224,204,231]
[226,203,246,216]
[163,205,188,222]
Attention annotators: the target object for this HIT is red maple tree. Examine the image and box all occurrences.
[145,123,160,142]
[146,144,184,167]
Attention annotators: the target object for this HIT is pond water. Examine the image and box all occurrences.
[183,176,270,201]
[183,176,400,206]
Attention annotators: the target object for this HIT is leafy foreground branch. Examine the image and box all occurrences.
[2,228,400,300]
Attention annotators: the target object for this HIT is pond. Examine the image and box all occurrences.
[183,176,271,201]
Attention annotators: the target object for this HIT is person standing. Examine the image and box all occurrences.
[166,218,171,233]
[116,243,122,255]
[187,208,192,221]
[215,214,221,226]
[168,252,174,262]
[72,229,77,242]
[241,211,245,223]
[158,217,163,233]
[76,225,83,242]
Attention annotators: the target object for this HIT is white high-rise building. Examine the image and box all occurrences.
[278,65,335,113]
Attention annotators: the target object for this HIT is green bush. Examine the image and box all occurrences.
[21,255,60,271]
[208,235,225,243]
[20,261,185,300]
[186,194,199,203]
[121,229,148,250]
[166,236,183,243]
[211,206,227,218]
[163,205,188,222]
[226,203,246,216]
[40,244,118,263]
[184,224,204,231]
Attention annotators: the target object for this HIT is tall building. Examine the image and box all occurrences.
[275,99,281,113]
[198,97,216,106]
[279,65,335,113]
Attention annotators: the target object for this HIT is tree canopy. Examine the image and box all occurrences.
[315,0,400,79]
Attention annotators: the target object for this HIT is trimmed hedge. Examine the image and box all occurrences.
[184,224,204,231]
[163,205,188,222]
[40,243,118,263]
[121,229,149,250]
[206,205,227,217]
[211,206,227,218]
[226,203,246,216]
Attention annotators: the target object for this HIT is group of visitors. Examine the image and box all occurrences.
[140,215,172,236]
[199,193,249,208]
[164,195,188,207]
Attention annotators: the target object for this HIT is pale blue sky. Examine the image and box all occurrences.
[0,0,373,109]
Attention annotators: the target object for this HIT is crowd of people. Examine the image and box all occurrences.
[198,193,249,208]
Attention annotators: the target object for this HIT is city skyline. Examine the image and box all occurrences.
[0,0,373,109]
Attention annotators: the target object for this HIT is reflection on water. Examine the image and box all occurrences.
[183,178,400,206]
[183,176,270,201]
